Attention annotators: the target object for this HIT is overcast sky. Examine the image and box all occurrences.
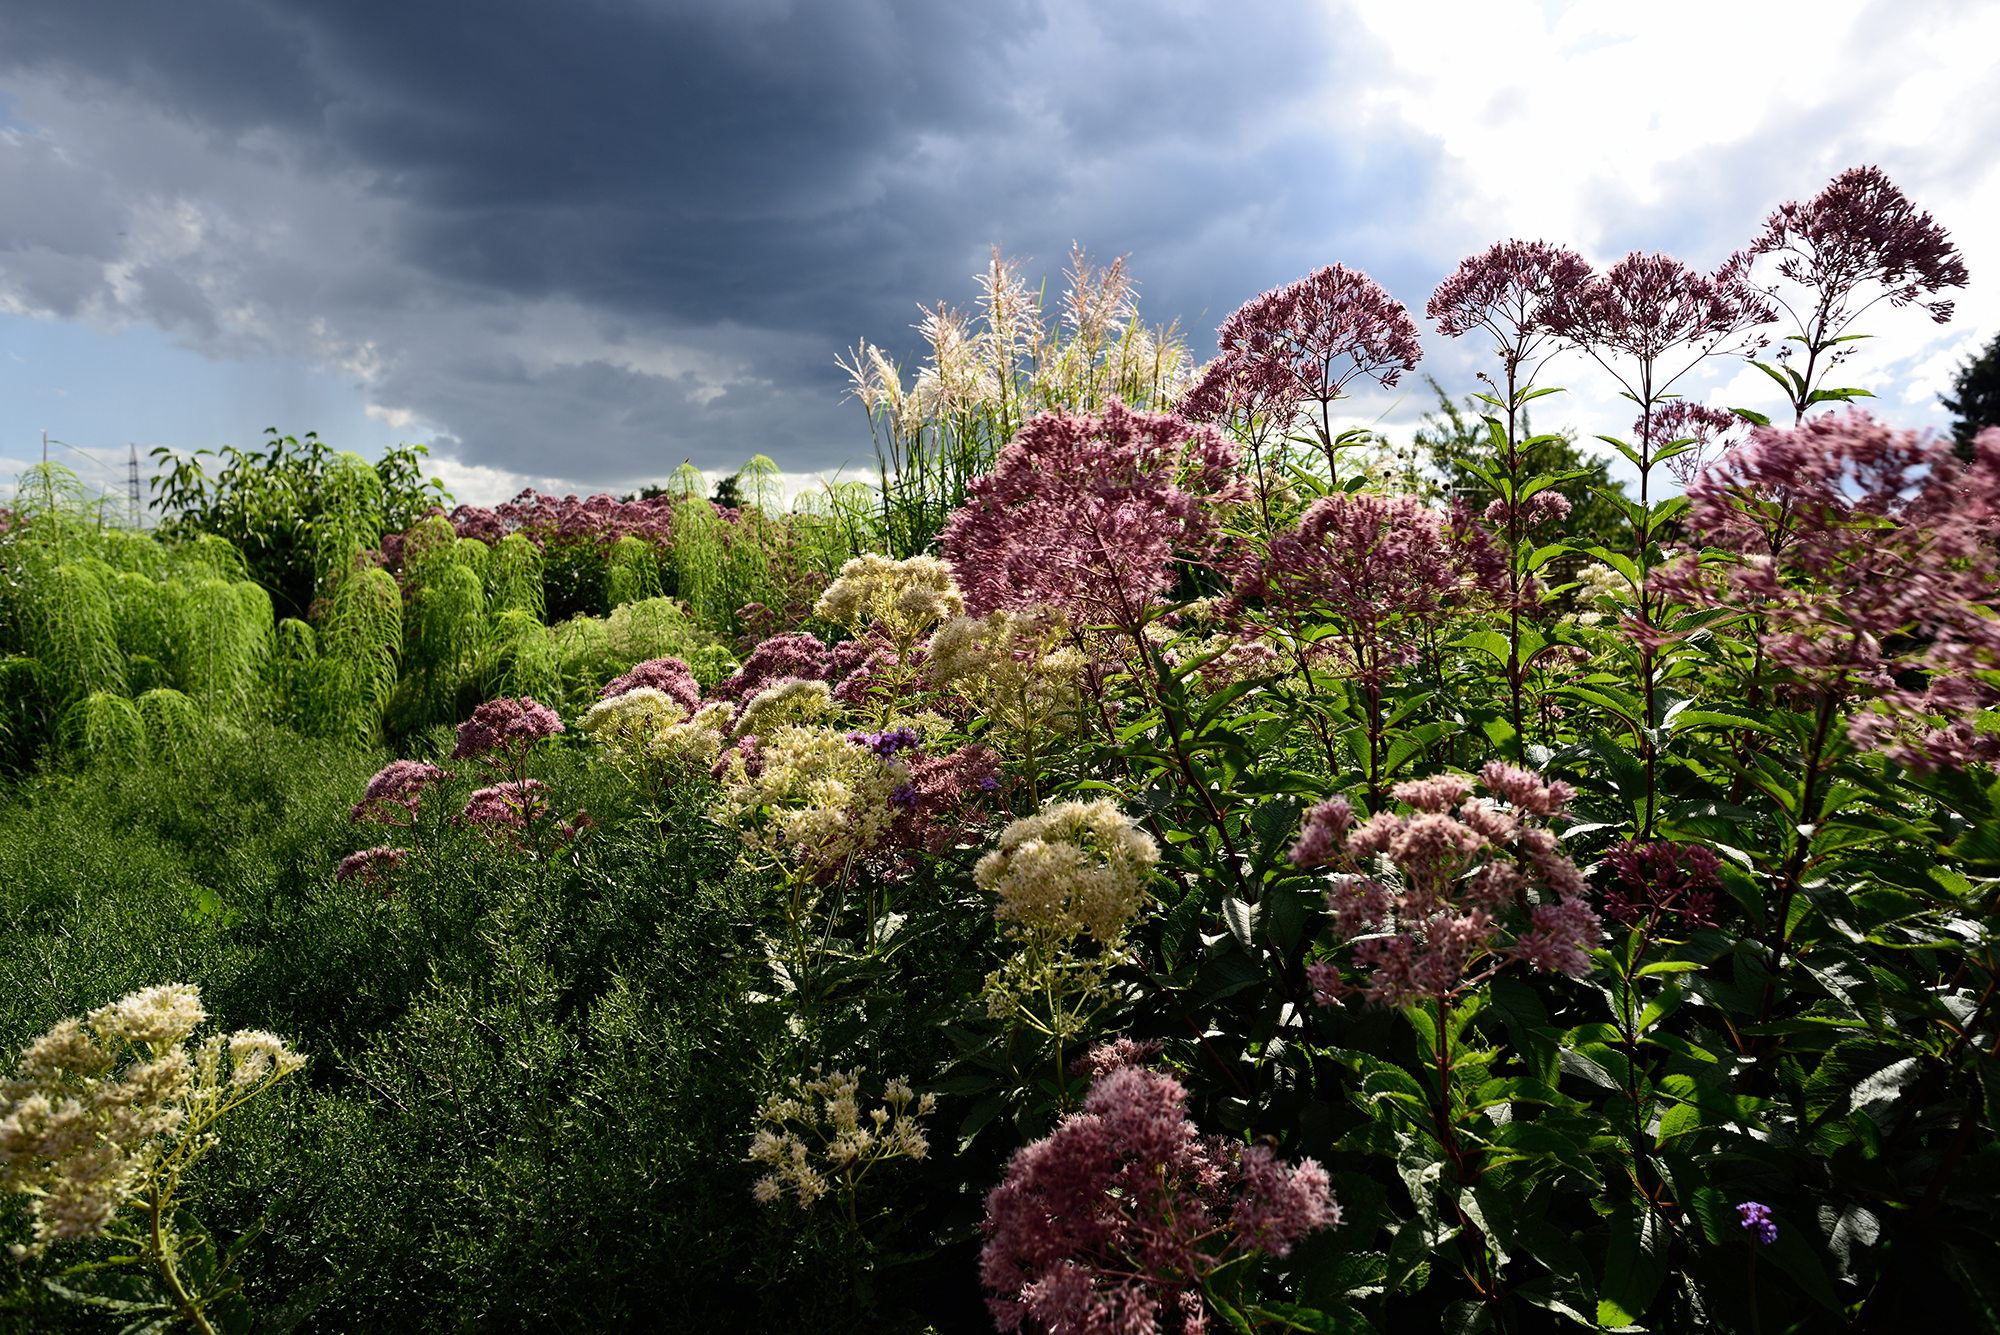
[1,0,1994,507]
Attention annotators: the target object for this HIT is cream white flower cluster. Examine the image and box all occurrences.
[718,724,909,872]
[578,687,736,772]
[814,554,966,653]
[0,984,305,1257]
[975,800,1159,1036]
[731,678,833,739]
[747,1067,935,1211]
[1568,561,1637,628]
[976,798,1159,941]
[927,609,1085,742]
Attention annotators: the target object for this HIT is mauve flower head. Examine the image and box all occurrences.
[351,760,454,825]
[1225,492,1504,688]
[1737,1201,1778,1246]
[451,697,565,780]
[598,656,701,715]
[942,400,1246,637]
[1601,840,1721,931]
[1540,251,1775,421]
[1428,239,1593,369]
[712,632,875,703]
[980,1058,1336,1335]
[336,846,408,885]
[1751,166,1968,330]
[461,780,553,831]
[1291,764,1598,1006]
[1639,400,1745,484]
[1664,412,2000,769]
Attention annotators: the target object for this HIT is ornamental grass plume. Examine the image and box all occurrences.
[450,695,565,783]
[1290,763,1602,1008]
[940,400,1246,641]
[0,984,304,1263]
[980,1045,1336,1335]
[746,1067,935,1227]
[975,799,1159,1040]
[1662,412,2000,768]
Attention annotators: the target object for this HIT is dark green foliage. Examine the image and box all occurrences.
[150,430,450,622]
[1943,330,2000,458]
[1412,376,1633,547]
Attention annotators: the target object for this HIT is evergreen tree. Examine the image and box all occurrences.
[1942,331,2000,459]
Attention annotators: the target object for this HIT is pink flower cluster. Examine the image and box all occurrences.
[711,632,875,703]
[1290,764,1602,1007]
[1224,492,1504,686]
[450,696,566,781]
[461,779,554,831]
[943,401,1246,639]
[1427,239,1591,369]
[1179,263,1421,437]
[881,742,1007,859]
[336,846,407,885]
[598,656,702,714]
[1665,412,2000,768]
[420,489,677,555]
[1601,840,1721,932]
[981,1045,1336,1335]
[1750,165,1968,329]
[350,760,454,826]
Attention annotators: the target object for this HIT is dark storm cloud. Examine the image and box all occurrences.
[0,0,1452,483]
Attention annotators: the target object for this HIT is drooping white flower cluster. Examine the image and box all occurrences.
[747,1067,935,1212]
[814,554,967,654]
[0,984,305,1257]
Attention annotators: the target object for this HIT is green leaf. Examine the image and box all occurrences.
[1595,1200,1671,1327]
[1249,1301,1380,1335]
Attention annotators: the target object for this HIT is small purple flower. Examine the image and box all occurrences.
[977,775,1002,793]
[889,783,918,810]
[1737,1201,1777,1246]
[847,726,921,761]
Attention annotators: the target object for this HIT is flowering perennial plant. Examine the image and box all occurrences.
[976,799,1158,1040]
[813,553,965,655]
[980,1049,1335,1335]
[0,985,305,1330]
[746,1067,935,1227]
[450,695,565,783]
[941,401,1245,639]
[1291,763,1601,1007]
[350,759,454,827]
[579,687,736,803]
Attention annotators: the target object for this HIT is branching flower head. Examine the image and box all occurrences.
[462,779,554,831]
[977,798,1159,943]
[1428,239,1593,375]
[1601,840,1721,932]
[0,985,304,1257]
[747,1067,935,1216]
[718,724,912,874]
[597,655,702,715]
[450,696,564,782]
[981,1050,1336,1335]
[1225,492,1504,688]
[1639,399,1745,484]
[941,401,1246,638]
[336,845,408,886]
[1663,412,2000,769]
[926,608,1085,744]
[1291,763,1600,1007]
[351,760,453,826]
[814,554,967,653]
[733,677,834,738]
[580,688,736,787]
[1751,165,1968,335]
